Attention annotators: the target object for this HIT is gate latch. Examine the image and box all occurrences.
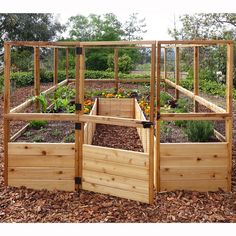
[75,177,82,185]
[157,111,161,120]
[141,121,153,128]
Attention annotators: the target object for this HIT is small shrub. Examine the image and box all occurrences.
[64,133,75,143]
[184,121,214,142]
[32,135,44,142]
[160,91,172,107]
[29,120,48,129]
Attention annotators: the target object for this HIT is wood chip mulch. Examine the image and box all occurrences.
[0,85,235,222]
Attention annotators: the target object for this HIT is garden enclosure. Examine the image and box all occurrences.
[3,40,234,204]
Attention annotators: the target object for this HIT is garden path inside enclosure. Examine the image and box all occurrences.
[0,84,235,222]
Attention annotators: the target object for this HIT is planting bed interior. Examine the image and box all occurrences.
[2,40,234,204]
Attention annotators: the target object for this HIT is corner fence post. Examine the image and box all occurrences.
[226,42,233,191]
[3,43,11,186]
[156,42,161,192]
[75,46,85,190]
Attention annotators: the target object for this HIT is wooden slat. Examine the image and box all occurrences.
[214,129,226,142]
[160,113,229,121]
[8,154,74,168]
[160,143,228,158]
[98,98,134,118]
[83,144,148,167]
[82,182,149,203]
[80,114,145,128]
[83,159,148,181]
[10,124,29,141]
[80,40,155,46]
[158,40,233,45]
[5,113,78,121]
[83,170,148,194]
[8,167,74,180]
[8,143,75,156]
[8,179,74,191]
[160,166,227,181]
[160,180,227,192]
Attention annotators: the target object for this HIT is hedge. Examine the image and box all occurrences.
[0,70,150,90]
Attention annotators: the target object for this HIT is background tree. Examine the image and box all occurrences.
[0,13,65,71]
[68,13,147,71]
[168,13,236,86]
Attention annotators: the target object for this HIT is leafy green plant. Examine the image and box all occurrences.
[32,135,44,142]
[51,129,61,137]
[29,120,48,129]
[64,133,75,143]
[35,93,48,113]
[160,91,172,107]
[184,121,214,142]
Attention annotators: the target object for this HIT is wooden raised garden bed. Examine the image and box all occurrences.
[3,40,234,204]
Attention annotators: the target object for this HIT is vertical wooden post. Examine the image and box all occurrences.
[164,47,167,92]
[193,46,199,112]
[53,48,58,85]
[34,47,40,112]
[114,48,119,92]
[156,42,161,192]
[3,43,11,186]
[66,48,69,81]
[75,47,79,190]
[225,43,233,191]
[75,46,85,190]
[175,47,180,100]
[148,42,156,204]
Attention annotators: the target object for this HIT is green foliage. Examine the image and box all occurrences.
[64,132,75,143]
[107,53,134,73]
[0,13,65,48]
[11,50,33,72]
[174,98,190,127]
[32,135,44,142]
[184,121,214,142]
[68,13,146,71]
[33,93,48,113]
[160,91,172,107]
[29,120,48,129]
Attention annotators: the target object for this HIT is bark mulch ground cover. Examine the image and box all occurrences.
[0,84,235,222]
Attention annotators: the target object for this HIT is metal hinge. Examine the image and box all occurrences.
[75,176,82,185]
[141,121,153,128]
[75,103,82,111]
[76,47,82,55]
[157,111,161,120]
[75,123,81,130]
